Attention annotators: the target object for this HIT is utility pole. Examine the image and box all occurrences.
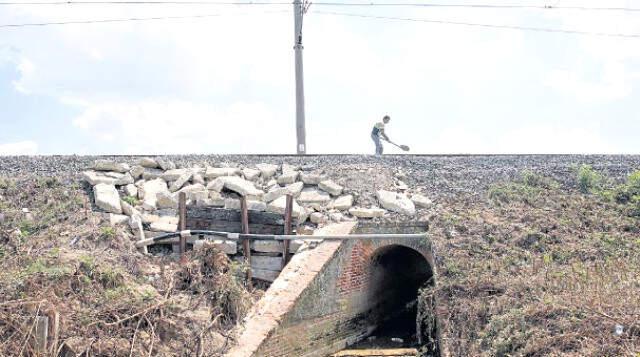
[293,0,308,155]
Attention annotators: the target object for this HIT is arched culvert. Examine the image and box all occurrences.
[360,245,436,352]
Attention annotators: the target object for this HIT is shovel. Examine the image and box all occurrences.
[384,139,410,152]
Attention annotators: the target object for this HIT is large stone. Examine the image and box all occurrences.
[139,179,169,210]
[156,158,176,171]
[263,182,303,202]
[310,212,327,224]
[331,195,354,210]
[256,163,278,178]
[209,191,226,207]
[300,172,324,185]
[206,177,226,192]
[267,196,307,220]
[93,183,122,214]
[124,184,138,197]
[120,200,140,217]
[162,169,191,182]
[157,191,178,209]
[349,207,386,218]
[93,160,130,173]
[205,167,240,179]
[130,165,145,180]
[298,189,331,204]
[319,180,343,196]
[242,168,261,181]
[149,220,177,233]
[376,190,416,215]
[138,157,159,168]
[82,171,133,186]
[141,213,160,224]
[169,171,193,192]
[277,165,299,185]
[224,199,266,212]
[192,173,205,185]
[109,213,129,226]
[251,240,284,253]
[221,176,263,197]
[252,268,280,282]
[411,194,433,208]
[142,168,165,180]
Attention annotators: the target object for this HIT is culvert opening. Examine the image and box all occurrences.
[351,243,438,355]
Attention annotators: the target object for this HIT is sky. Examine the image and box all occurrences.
[0,0,639,155]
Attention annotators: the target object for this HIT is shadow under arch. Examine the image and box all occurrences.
[361,244,438,353]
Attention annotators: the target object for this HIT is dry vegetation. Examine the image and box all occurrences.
[0,176,257,356]
[421,167,640,356]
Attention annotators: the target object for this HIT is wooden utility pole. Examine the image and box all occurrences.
[293,0,309,155]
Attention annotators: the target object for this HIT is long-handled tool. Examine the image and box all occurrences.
[384,139,410,152]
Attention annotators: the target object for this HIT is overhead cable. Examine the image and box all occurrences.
[314,10,640,39]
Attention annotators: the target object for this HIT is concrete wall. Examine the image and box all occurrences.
[228,223,434,357]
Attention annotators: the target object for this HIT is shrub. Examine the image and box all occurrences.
[100,226,116,239]
[577,165,602,194]
[122,195,139,206]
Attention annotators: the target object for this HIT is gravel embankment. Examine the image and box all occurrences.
[1,155,639,200]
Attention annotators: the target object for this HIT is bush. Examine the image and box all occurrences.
[122,195,139,206]
[577,165,602,194]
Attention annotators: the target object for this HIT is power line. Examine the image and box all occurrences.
[314,10,640,39]
[1,1,640,12]
[0,10,285,27]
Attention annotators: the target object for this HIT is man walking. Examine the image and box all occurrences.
[371,115,391,156]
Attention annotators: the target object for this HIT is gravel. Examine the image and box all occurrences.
[1,155,639,202]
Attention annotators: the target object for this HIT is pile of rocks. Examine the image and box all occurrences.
[82,158,433,237]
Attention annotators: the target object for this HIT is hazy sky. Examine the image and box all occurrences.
[0,0,639,155]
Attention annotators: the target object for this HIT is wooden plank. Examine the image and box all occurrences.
[251,268,280,282]
[187,220,286,235]
[240,197,252,283]
[186,207,296,226]
[282,194,293,268]
[33,316,48,353]
[251,255,283,271]
[178,192,187,255]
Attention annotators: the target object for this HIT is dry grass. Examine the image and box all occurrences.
[421,170,640,356]
[0,175,256,356]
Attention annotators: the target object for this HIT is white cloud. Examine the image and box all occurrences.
[68,98,292,154]
[0,140,39,155]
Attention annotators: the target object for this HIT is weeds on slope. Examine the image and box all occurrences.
[423,170,640,356]
[0,175,256,356]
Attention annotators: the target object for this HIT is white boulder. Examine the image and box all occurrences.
[82,171,133,186]
[93,183,122,214]
[156,158,176,171]
[298,189,331,204]
[169,171,193,192]
[242,168,261,181]
[221,176,263,197]
[205,167,240,179]
[130,166,145,180]
[93,160,130,173]
[331,195,354,210]
[411,194,433,208]
[319,180,343,196]
[138,157,159,168]
[256,163,278,178]
[349,207,386,218]
[300,172,324,185]
[266,196,307,220]
[376,190,416,215]
[124,184,138,198]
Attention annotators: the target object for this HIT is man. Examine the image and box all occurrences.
[371,115,391,156]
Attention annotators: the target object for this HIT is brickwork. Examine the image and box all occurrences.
[226,225,434,357]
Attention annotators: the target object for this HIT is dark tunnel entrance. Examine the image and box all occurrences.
[355,245,437,354]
